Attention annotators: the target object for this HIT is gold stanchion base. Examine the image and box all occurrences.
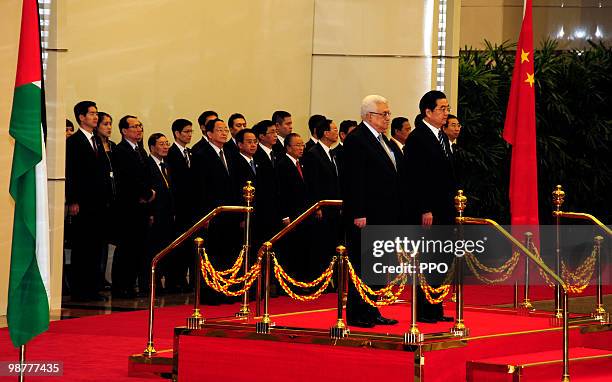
[561,374,570,382]
[143,343,156,357]
[186,316,205,330]
[329,322,350,339]
[451,292,457,303]
[519,299,534,310]
[449,321,469,337]
[256,314,273,334]
[235,304,251,318]
[554,309,563,319]
[590,310,609,324]
[403,327,424,344]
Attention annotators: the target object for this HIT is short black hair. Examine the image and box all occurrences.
[252,120,275,139]
[197,110,218,127]
[391,117,409,136]
[228,113,246,128]
[171,118,192,135]
[284,132,301,148]
[73,100,97,124]
[66,119,74,130]
[419,90,447,116]
[204,118,224,133]
[148,133,166,150]
[308,114,326,135]
[272,110,291,126]
[119,115,138,132]
[235,128,255,144]
[315,119,332,140]
[339,120,357,135]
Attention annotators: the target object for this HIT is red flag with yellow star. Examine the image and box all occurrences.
[503,0,538,228]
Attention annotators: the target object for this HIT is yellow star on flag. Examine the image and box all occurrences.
[525,72,534,87]
[521,49,530,63]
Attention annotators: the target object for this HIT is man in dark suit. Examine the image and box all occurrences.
[66,100,109,301]
[276,133,309,279]
[252,120,281,244]
[225,113,247,160]
[305,114,326,152]
[191,118,240,303]
[192,110,218,155]
[111,115,156,298]
[443,114,461,155]
[342,95,402,328]
[403,90,456,323]
[271,110,293,155]
[302,119,342,279]
[331,120,357,187]
[166,118,194,291]
[389,116,412,155]
[145,133,175,294]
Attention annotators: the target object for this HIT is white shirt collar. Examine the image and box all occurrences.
[240,152,254,164]
[151,154,164,168]
[174,141,188,153]
[423,118,442,138]
[285,152,298,166]
[318,141,333,161]
[125,139,138,150]
[277,135,285,146]
[390,136,404,150]
[363,120,382,140]
[207,139,222,155]
[310,136,318,143]
[259,143,273,160]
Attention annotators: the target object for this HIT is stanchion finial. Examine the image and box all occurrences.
[455,190,467,222]
[552,185,565,210]
[243,181,255,204]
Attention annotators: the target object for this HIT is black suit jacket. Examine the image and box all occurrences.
[191,137,208,156]
[147,156,175,228]
[166,143,193,224]
[65,130,110,210]
[276,154,308,220]
[253,146,280,236]
[113,140,154,214]
[402,118,456,224]
[191,140,238,214]
[302,143,341,204]
[342,122,404,225]
[388,138,404,156]
[304,138,317,153]
[272,140,285,156]
[224,139,240,162]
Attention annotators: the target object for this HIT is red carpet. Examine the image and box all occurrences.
[0,287,610,381]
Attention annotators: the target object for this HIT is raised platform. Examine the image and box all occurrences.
[128,293,612,381]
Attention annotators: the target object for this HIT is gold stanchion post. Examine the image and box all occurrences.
[404,252,423,344]
[591,236,608,322]
[552,185,565,319]
[519,232,534,311]
[256,242,273,334]
[18,344,25,382]
[186,238,204,329]
[236,181,255,317]
[451,190,469,337]
[144,252,159,356]
[562,289,570,382]
[330,246,349,339]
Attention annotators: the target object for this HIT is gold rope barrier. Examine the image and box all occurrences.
[199,246,262,297]
[273,253,336,302]
[465,251,520,284]
[345,258,407,307]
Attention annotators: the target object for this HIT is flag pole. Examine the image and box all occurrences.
[18,344,25,382]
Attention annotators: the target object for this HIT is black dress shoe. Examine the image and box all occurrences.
[374,316,399,325]
[347,319,375,328]
[417,317,438,324]
[437,316,454,322]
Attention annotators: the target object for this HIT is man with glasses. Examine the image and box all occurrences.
[342,95,402,328]
[112,115,156,299]
[403,90,457,323]
[443,114,462,153]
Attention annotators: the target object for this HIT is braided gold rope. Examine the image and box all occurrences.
[272,253,336,288]
[345,258,406,307]
[465,251,520,284]
[531,243,597,293]
[465,250,520,274]
[273,256,335,302]
[199,248,262,296]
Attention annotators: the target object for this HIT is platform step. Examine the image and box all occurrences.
[128,350,173,379]
[467,347,612,381]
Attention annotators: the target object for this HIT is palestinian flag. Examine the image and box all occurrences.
[7,0,51,348]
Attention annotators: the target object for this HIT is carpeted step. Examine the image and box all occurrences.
[466,347,612,381]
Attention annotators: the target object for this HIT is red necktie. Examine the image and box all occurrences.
[296,160,304,180]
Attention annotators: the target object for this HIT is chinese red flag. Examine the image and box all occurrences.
[503,0,539,229]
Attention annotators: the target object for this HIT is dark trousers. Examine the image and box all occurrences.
[69,206,104,299]
[112,206,149,295]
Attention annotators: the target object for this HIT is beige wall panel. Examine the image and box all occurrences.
[314,0,432,55]
[461,1,612,49]
[310,56,433,129]
[0,0,21,317]
[64,0,315,140]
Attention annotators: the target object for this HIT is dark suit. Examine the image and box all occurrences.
[191,137,208,156]
[224,139,240,162]
[191,140,241,303]
[302,143,342,278]
[388,137,404,156]
[304,137,317,153]
[403,117,457,320]
[252,146,280,243]
[165,143,194,290]
[146,156,176,291]
[342,122,404,322]
[65,129,110,299]
[112,139,154,297]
